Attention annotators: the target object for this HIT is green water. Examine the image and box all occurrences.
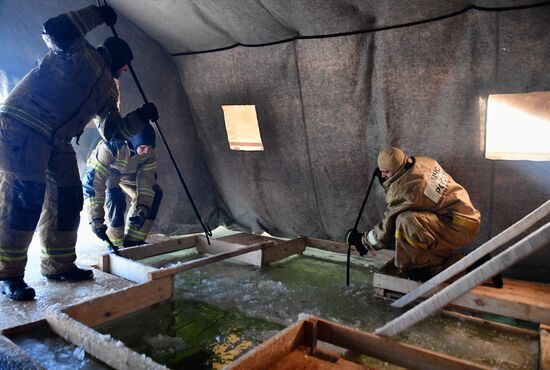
[95,300,283,369]
[100,248,538,369]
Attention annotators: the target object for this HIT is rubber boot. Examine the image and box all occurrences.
[123,240,145,248]
[406,266,433,282]
[43,266,93,281]
[0,277,36,301]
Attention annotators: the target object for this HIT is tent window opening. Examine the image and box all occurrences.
[222,105,264,151]
[485,92,550,161]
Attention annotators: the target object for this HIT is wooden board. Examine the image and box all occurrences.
[542,324,550,370]
[149,242,274,280]
[314,317,489,370]
[218,232,282,245]
[118,235,197,260]
[373,273,550,324]
[262,237,306,266]
[46,311,167,370]
[63,277,173,327]
[106,253,158,283]
[196,235,265,266]
[226,317,306,369]
[305,237,394,263]
[228,315,488,370]
[270,345,367,370]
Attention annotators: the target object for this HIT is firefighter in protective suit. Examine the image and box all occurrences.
[83,123,163,249]
[346,147,481,281]
[0,5,160,301]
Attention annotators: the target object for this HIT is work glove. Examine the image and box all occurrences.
[139,102,159,123]
[90,218,108,241]
[129,205,149,230]
[345,229,368,256]
[97,5,117,26]
[364,229,383,252]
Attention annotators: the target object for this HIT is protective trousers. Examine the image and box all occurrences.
[394,210,480,270]
[0,122,83,278]
[105,183,163,247]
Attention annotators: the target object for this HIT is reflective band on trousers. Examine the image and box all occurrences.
[395,229,429,250]
[451,213,479,231]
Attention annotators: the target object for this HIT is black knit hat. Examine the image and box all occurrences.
[102,37,133,75]
[129,123,156,149]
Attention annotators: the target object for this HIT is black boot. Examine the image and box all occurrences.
[44,266,93,281]
[407,266,433,282]
[123,240,145,248]
[0,277,35,301]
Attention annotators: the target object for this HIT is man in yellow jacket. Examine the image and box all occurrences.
[346,147,481,281]
[83,123,162,250]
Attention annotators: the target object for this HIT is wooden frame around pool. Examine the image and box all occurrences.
[2,233,548,369]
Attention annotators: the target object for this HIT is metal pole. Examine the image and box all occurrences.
[97,0,212,243]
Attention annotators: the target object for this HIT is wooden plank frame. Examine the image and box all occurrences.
[227,315,490,370]
[46,311,168,370]
[373,272,550,325]
[63,276,174,327]
[99,234,308,283]
[1,277,175,370]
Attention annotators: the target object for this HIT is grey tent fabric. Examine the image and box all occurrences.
[1,1,549,280]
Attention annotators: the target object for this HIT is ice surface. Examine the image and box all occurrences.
[102,247,538,369]
[10,326,108,370]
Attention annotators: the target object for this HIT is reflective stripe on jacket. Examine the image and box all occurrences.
[83,139,157,221]
[0,6,143,143]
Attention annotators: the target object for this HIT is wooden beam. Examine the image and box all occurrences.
[376,222,550,337]
[0,334,45,370]
[270,345,366,370]
[63,277,173,327]
[305,236,394,262]
[262,237,306,266]
[541,324,550,370]
[46,311,168,370]
[98,253,110,273]
[118,235,197,260]
[149,241,275,280]
[225,318,306,369]
[374,273,550,325]
[218,232,282,245]
[107,254,158,283]
[441,310,539,339]
[393,199,550,308]
[315,317,489,370]
[196,236,265,266]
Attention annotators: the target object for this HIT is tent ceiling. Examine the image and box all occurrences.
[107,0,540,54]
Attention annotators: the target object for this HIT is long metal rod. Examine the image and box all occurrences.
[98,0,212,243]
[392,199,550,308]
[347,169,379,285]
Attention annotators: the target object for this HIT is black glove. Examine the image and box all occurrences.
[139,102,159,123]
[345,229,368,256]
[129,205,148,229]
[90,219,108,241]
[97,5,117,26]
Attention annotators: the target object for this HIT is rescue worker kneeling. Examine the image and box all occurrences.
[83,123,163,250]
[346,147,481,282]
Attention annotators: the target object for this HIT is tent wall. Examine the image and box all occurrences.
[171,4,550,280]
